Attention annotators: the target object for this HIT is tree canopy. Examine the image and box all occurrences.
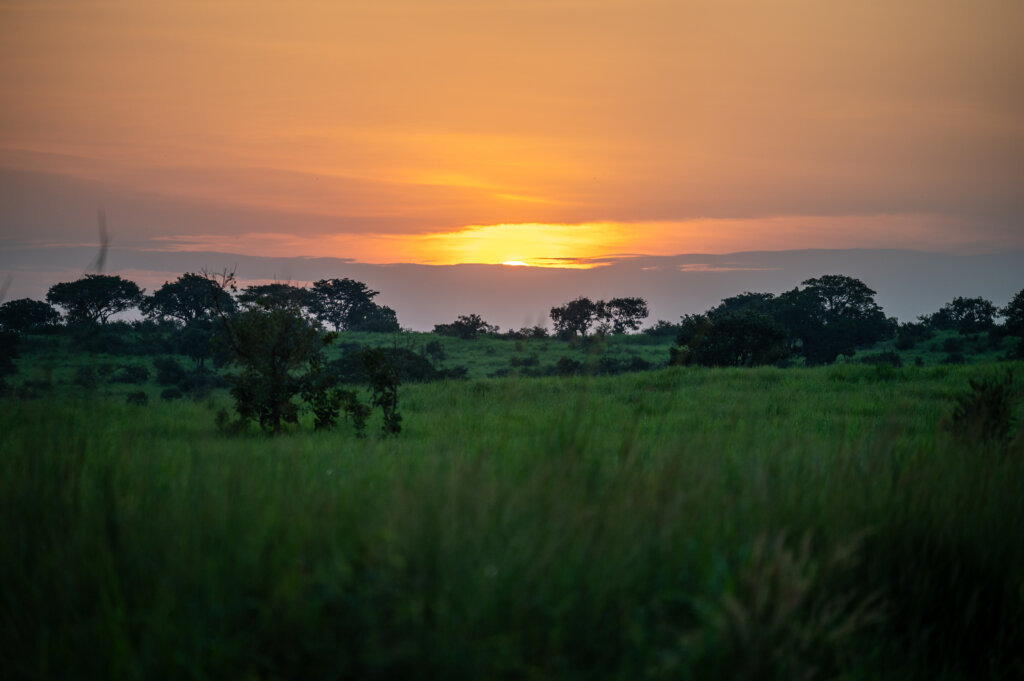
[309,278,381,331]
[550,296,650,338]
[0,298,60,333]
[776,275,894,364]
[924,296,998,334]
[142,272,236,323]
[433,313,499,339]
[237,283,313,312]
[46,274,143,324]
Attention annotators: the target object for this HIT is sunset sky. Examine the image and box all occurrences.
[1,0,1022,272]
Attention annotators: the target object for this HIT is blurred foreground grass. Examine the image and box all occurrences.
[2,364,1023,679]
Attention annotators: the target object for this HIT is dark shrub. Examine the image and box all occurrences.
[942,337,964,353]
[424,340,446,363]
[160,387,184,400]
[942,352,966,365]
[331,347,440,384]
[153,356,188,386]
[125,391,149,406]
[949,371,1017,446]
[858,351,903,368]
[597,355,654,375]
[894,336,916,351]
[73,365,100,390]
[548,356,584,376]
[178,368,228,399]
[111,365,150,384]
[16,379,52,398]
[441,366,469,380]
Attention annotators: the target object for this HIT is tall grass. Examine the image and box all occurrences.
[2,364,1022,679]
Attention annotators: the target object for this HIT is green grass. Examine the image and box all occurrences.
[3,364,1024,679]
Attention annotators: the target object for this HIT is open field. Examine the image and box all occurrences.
[3,362,1023,679]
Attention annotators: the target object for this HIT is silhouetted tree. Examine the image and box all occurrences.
[671,309,787,367]
[348,303,400,332]
[433,313,499,339]
[1003,289,1024,337]
[141,272,236,323]
[201,272,332,434]
[46,274,143,325]
[923,296,998,334]
[1002,289,1024,358]
[550,297,600,338]
[218,305,332,434]
[602,297,650,334]
[776,275,893,364]
[310,278,382,331]
[237,283,313,313]
[0,298,59,333]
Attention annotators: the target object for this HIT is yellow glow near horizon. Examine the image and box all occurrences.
[404,222,632,268]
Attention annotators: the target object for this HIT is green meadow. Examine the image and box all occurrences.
[3,358,1023,679]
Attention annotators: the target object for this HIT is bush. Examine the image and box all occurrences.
[858,351,903,368]
[111,365,150,384]
[73,365,100,390]
[331,347,441,384]
[942,352,966,365]
[125,391,149,406]
[153,356,188,386]
[160,387,184,401]
[894,336,916,351]
[15,379,52,398]
[949,371,1017,446]
[942,337,964,353]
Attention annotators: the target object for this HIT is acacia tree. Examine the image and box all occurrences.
[142,272,236,323]
[46,274,143,324]
[309,278,383,331]
[237,283,313,312]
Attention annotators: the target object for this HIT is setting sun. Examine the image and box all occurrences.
[404,222,631,268]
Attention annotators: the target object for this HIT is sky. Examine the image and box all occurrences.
[1,0,1022,270]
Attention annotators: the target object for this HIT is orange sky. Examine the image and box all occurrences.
[1,0,1022,267]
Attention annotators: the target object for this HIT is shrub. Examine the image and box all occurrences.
[111,365,150,384]
[160,387,184,401]
[949,371,1018,447]
[509,354,539,368]
[16,379,52,398]
[858,351,903,368]
[73,365,99,390]
[125,391,149,406]
[153,356,188,386]
[361,347,402,435]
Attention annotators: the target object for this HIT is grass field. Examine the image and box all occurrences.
[3,361,1023,679]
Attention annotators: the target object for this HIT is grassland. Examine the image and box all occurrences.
[3,355,1023,679]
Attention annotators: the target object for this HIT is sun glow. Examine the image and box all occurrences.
[405,222,631,269]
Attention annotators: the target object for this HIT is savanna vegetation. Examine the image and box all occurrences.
[2,271,1023,679]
